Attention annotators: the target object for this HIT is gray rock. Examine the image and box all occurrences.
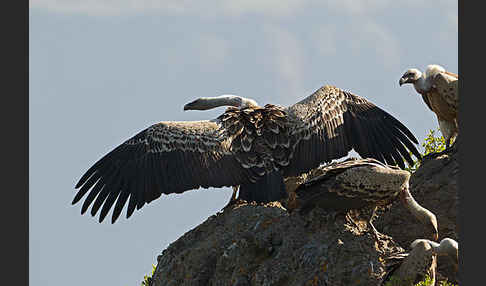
[375,142,459,283]
[150,143,459,285]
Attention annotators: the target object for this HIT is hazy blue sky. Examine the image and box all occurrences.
[29,1,457,285]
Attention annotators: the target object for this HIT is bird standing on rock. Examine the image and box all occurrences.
[289,158,438,241]
[410,238,458,272]
[399,64,459,148]
[73,85,421,223]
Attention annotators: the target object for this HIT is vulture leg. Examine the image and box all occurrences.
[222,186,240,211]
[345,207,385,241]
[345,212,361,229]
[367,206,387,242]
[438,119,457,150]
[445,136,451,149]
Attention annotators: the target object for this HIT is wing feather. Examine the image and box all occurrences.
[74,120,254,223]
[362,121,388,164]
[432,72,459,112]
[81,175,107,215]
[284,85,420,176]
[126,189,137,219]
[98,176,123,222]
[379,123,412,168]
[72,172,102,205]
[385,119,421,159]
[368,120,399,166]
[111,188,130,223]
[91,171,122,218]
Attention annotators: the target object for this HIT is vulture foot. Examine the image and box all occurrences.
[369,221,387,244]
[221,186,240,211]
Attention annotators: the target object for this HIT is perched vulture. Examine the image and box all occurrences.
[289,158,437,240]
[290,158,410,213]
[73,85,421,223]
[381,238,458,285]
[382,241,437,286]
[399,64,459,147]
[410,238,459,272]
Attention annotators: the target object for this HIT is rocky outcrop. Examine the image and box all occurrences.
[375,141,459,283]
[150,142,459,286]
[152,202,404,286]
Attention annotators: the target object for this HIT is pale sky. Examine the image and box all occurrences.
[29,1,457,285]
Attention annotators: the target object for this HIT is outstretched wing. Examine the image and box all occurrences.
[73,120,255,223]
[284,85,421,176]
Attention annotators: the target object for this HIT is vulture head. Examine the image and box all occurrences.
[399,68,422,86]
[183,94,259,111]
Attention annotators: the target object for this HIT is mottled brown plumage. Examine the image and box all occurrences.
[289,158,437,241]
[288,158,409,240]
[399,64,459,147]
[382,241,437,286]
[73,85,421,223]
[292,158,410,212]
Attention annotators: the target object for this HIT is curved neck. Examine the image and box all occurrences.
[198,96,240,110]
[401,188,431,222]
[184,95,259,111]
[401,188,438,239]
[413,76,429,94]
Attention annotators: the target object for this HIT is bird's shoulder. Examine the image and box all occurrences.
[429,73,459,110]
[286,85,367,121]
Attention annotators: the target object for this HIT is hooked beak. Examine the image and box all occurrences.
[399,77,409,86]
[183,99,199,111]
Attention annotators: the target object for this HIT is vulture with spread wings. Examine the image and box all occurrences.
[73,85,421,223]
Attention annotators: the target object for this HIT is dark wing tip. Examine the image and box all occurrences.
[385,112,419,145]
[341,91,421,168]
[71,190,83,205]
[73,120,252,223]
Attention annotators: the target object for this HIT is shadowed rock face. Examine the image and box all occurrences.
[150,142,459,286]
[153,202,404,286]
[375,141,459,283]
